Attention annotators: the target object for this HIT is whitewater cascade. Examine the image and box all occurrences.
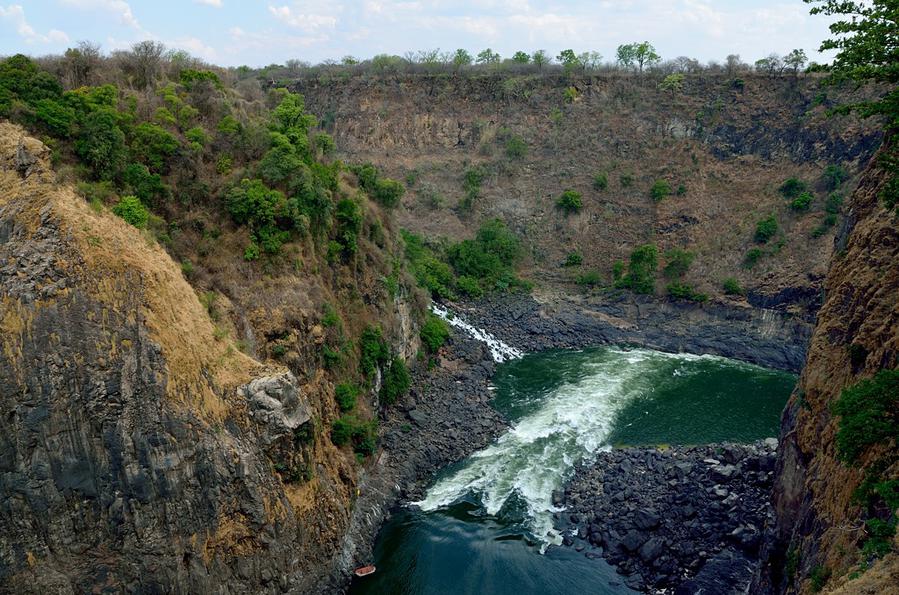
[430,303,523,362]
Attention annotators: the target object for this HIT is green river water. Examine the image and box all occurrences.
[351,346,797,595]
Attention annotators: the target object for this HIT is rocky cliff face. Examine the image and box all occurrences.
[0,122,411,593]
[295,73,882,310]
[756,137,899,593]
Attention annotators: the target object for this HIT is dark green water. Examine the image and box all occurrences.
[351,346,796,595]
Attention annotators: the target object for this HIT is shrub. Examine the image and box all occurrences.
[401,230,456,299]
[112,195,149,228]
[650,179,672,202]
[359,325,390,377]
[576,270,601,286]
[620,173,634,187]
[659,73,685,92]
[612,260,625,281]
[563,252,583,267]
[456,275,483,298]
[722,277,745,295]
[790,191,814,211]
[420,314,450,353]
[666,282,708,302]
[676,184,687,196]
[831,370,899,465]
[779,178,808,199]
[334,382,360,412]
[331,415,378,456]
[825,192,844,214]
[593,173,608,191]
[380,356,410,405]
[130,122,179,173]
[743,247,764,268]
[822,165,849,190]
[460,166,486,211]
[505,135,527,159]
[333,197,363,257]
[556,189,583,214]
[663,248,694,279]
[373,177,405,207]
[618,244,658,294]
[754,215,778,243]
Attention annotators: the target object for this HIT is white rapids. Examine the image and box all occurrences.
[413,348,725,550]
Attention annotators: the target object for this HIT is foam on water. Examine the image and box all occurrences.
[431,304,523,362]
[415,347,710,549]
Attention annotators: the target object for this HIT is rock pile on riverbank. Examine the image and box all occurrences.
[555,440,778,593]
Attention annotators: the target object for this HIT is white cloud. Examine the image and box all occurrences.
[268,4,338,32]
[0,4,69,44]
[194,0,222,6]
[61,0,140,29]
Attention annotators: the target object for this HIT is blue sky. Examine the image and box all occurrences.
[1,1,836,67]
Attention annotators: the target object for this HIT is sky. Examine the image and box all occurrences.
[0,1,837,67]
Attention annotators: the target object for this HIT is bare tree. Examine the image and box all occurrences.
[118,40,166,90]
[62,41,102,88]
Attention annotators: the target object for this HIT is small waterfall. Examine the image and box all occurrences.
[430,303,523,363]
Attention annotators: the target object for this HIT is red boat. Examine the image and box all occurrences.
[354,565,376,578]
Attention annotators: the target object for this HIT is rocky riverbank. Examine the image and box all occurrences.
[320,334,510,592]
[457,291,812,372]
[555,441,779,593]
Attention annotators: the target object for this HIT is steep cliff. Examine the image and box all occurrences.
[295,73,882,311]
[757,136,898,593]
[0,121,417,593]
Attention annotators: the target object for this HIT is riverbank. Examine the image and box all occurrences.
[318,335,510,592]
[457,291,812,372]
[555,441,779,593]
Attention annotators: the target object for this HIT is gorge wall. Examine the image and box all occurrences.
[0,121,420,593]
[756,137,899,593]
[295,72,882,312]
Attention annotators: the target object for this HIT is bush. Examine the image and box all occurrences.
[618,244,658,294]
[650,179,672,202]
[373,177,405,207]
[130,122,179,173]
[576,270,601,286]
[666,282,708,302]
[779,178,808,199]
[556,189,583,214]
[592,173,608,191]
[563,252,583,267]
[331,415,378,456]
[663,248,694,279]
[825,192,844,214]
[456,275,483,298]
[831,370,899,465]
[754,215,778,243]
[380,356,410,405]
[505,135,527,159]
[822,165,849,190]
[743,247,764,268]
[620,173,634,187]
[112,195,149,228]
[359,325,390,377]
[420,314,450,353]
[790,191,814,211]
[722,277,745,295]
[334,382,360,412]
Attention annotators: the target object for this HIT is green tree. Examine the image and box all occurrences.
[805,0,899,125]
[511,51,531,64]
[617,42,660,72]
[130,122,179,173]
[557,49,579,73]
[532,50,550,70]
[452,49,473,68]
[380,356,410,405]
[476,48,501,65]
[755,215,779,243]
[619,244,658,294]
[784,48,808,74]
[74,109,126,180]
